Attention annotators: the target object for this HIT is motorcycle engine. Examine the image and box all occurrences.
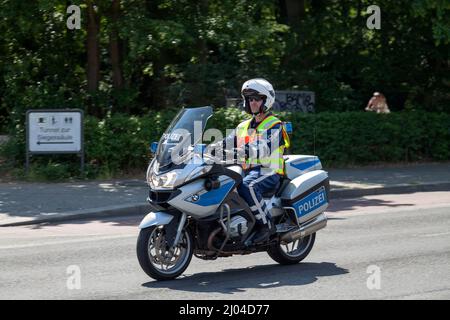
[225,215,249,239]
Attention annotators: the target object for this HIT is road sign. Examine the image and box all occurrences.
[27,110,83,153]
[26,109,84,173]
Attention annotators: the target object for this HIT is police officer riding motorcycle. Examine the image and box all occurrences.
[216,78,291,243]
[137,78,329,281]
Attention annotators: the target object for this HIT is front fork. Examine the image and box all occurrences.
[170,212,187,248]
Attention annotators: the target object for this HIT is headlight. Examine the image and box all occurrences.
[148,170,181,189]
[146,161,211,190]
[146,160,181,189]
[151,171,179,189]
[186,165,212,181]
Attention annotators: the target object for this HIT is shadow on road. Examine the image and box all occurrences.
[327,197,414,213]
[142,262,348,294]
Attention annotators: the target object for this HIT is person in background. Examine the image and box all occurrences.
[365,92,391,114]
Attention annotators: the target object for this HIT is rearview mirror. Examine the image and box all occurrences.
[150,142,158,154]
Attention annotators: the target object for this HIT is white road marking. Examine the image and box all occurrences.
[419,232,450,238]
[0,234,135,250]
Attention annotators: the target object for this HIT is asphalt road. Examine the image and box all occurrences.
[1,191,449,300]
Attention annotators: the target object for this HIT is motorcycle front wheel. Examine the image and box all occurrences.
[267,233,315,265]
[137,225,193,281]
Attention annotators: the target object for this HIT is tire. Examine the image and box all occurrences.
[136,225,193,281]
[267,233,316,265]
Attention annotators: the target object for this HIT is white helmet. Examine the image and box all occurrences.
[241,78,275,114]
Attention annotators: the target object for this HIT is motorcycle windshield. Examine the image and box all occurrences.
[156,106,213,168]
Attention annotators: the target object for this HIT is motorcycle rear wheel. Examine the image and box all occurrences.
[267,233,315,265]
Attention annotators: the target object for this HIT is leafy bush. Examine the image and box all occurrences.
[1,108,449,181]
[283,110,450,166]
[28,162,71,181]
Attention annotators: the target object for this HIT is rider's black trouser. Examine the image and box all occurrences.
[237,167,280,227]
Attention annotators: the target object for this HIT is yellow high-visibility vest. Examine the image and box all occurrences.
[236,114,290,175]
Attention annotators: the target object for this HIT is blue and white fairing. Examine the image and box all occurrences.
[167,174,236,218]
[146,106,214,190]
[146,106,236,219]
[284,155,323,180]
[148,156,237,218]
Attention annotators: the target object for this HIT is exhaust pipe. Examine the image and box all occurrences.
[280,213,327,243]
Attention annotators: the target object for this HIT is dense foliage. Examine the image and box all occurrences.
[0,0,449,133]
[1,1,448,180]
[1,108,449,180]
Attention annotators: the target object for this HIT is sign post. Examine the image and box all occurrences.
[26,109,84,174]
[272,91,315,112]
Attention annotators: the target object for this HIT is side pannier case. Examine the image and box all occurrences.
[280,170,330,225]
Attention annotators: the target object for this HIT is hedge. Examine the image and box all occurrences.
[1,108,449,180]
[211,109,450,166]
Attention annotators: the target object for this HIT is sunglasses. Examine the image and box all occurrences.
[248,96,263,102]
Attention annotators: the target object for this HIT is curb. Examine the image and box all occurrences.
[1,182,450,227]
[329,182,450,199]
[0,203,151,227]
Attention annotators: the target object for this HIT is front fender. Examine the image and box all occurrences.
[138,211,174,229]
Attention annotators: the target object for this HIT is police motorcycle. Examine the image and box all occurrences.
[137,106,330,281]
